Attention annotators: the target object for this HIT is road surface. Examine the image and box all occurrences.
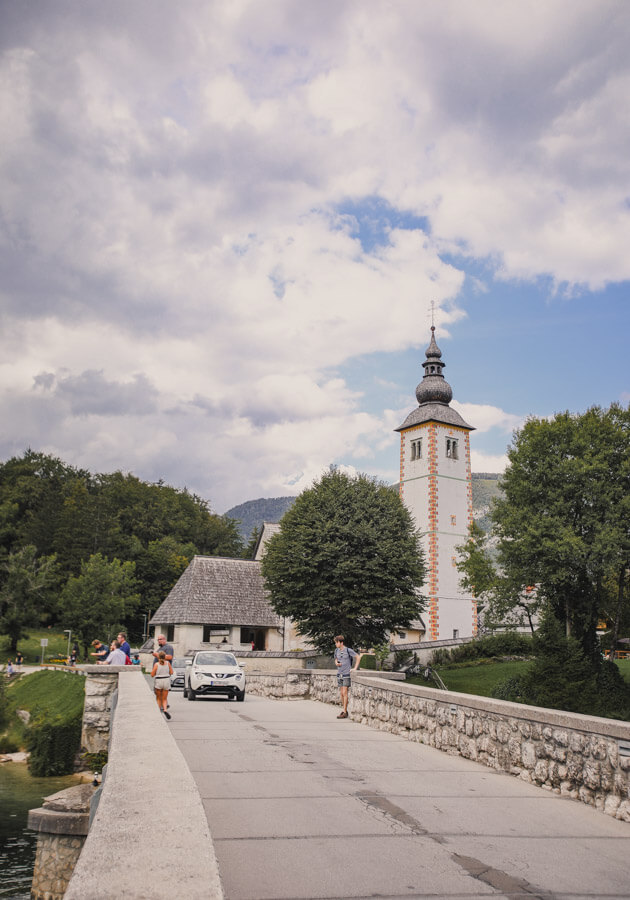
[168,690,630,900]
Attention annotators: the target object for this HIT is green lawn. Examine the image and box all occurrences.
[407,659,531,698]
[408,657,630,699]
[0,629,70,666]
[617,658,630,685]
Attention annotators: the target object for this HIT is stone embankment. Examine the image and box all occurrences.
[248,669,630,821]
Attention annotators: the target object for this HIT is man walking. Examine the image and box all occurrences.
[152,634,174,664]
[334,635,361,719]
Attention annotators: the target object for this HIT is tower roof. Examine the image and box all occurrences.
[395,326,474,432]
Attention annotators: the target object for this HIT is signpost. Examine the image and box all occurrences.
[40,638,48,665]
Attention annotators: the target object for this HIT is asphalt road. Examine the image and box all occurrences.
[167,690,630,900]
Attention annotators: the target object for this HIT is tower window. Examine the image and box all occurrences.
[446,438,458,459]
[450,515,457,526]
[410,438,422,460]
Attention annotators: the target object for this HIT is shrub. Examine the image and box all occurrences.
[430,633,533,666]
[27,717,82,776]
[360,654,376,670]
[491,676,527,702]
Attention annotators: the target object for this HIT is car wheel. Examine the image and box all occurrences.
[188,685,196,701]
[236,690,245,702]
[183,685,188,699]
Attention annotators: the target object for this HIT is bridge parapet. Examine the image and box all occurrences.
[65,668,223,900]
[351,673,630,821]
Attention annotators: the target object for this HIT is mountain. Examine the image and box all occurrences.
[224,496,297,541]
[225,474,502,541]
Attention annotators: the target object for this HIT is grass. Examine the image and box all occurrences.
[408,657,630,700]
[617,658,630,685]
[1,669,85,753]
[0,629,71,666]
[405,659,532,697]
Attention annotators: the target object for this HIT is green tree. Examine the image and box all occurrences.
[261,468,426,653]
[457,522,540,633]
[59,554,140,658]
[243,526,262,559]
[486,405,630,663]
[0,546,58,651]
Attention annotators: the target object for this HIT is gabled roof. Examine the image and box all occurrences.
[149,556,282,627]
[254,521,282,560]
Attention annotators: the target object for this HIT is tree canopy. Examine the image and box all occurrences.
[0,450,244,645]
[458,405,630,663]
[261,468,426,653]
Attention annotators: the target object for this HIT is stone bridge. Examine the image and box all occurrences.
[29,666,630,899]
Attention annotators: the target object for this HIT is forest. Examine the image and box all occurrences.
[0,451,243,654]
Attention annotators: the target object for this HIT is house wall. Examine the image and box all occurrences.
[150,622,284,657]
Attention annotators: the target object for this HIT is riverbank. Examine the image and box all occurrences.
[0,761,83,899]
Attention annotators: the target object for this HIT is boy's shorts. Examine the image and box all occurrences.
[337,675,351,688]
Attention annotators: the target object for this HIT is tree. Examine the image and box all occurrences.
[457,522,540,633]
[0,546,58,651]
[59,554,140,658]
[481,405,630,663]
[261,468,426,654]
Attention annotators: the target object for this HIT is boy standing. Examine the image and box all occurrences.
[334,635,361,719]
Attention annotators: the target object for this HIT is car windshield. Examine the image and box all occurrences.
[195,652,237,667]
[171,658,187,668]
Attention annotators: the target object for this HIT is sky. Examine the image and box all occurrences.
[1,0,629,514]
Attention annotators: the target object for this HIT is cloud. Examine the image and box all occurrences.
[0,1,628,509]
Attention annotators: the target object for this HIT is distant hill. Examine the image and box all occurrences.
[225,496,297,541]
[225,473,502,541]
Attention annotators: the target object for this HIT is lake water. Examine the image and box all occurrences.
[0,763,79,899]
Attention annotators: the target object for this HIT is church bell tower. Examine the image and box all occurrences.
[396,327,476,640]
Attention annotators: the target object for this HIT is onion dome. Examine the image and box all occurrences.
[415,327,453,405]
[395,326,474,433]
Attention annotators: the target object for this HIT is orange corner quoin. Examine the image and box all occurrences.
[394,326,475,643]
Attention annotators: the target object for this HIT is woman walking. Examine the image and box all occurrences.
[151,650,173,720]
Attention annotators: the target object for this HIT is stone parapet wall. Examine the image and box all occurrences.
[236,654,328,674]
[246,669,404,702]
[350,674,630,821]
[80,666,122,753]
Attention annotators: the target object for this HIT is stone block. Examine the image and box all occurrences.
[583,759,601,790]
[519,721,531,739]
[521,742,536,768]
[534,760,548,783]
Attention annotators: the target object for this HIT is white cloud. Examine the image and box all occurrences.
[0,1,627,510]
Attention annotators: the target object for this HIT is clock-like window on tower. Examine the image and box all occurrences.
[446,438,458,459]
[410,438,422,460]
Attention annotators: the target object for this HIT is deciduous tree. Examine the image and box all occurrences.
[59,554,140,658]
[261,468,425,653]
[0,546,58,651]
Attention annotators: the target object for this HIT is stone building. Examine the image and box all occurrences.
[396,327,476,640]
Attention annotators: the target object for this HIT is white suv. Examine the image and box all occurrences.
[184,651,246,702]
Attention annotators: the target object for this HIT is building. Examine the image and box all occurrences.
[395,327,476,640]
[149,556,285,656]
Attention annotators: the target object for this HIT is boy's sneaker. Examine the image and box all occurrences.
[164,710,171,720]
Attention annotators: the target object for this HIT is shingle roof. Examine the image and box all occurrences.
[149,556,282,627]
[395,402,474,432]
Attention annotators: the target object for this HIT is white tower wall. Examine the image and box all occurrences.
[396,328,476,641]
